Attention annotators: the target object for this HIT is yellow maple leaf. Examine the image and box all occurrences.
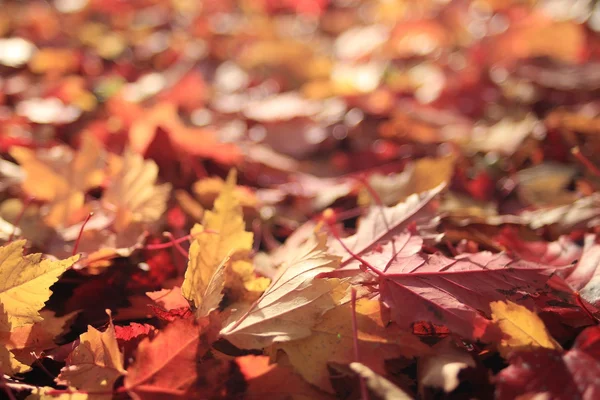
[0,240,78,331]
[490,300,562,358]
[273,299,431,392]
[57,312,125,399]
[10,134,104,228]
[103,149,171,233]
[182,170,253,317]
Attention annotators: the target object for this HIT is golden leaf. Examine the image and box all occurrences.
[57,312,125,399]
[182,170,253,317]
[0,240,78,331]
[490,300,561,358]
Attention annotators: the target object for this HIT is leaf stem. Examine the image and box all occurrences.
[572,147,600,177]
[72,212,94,256]
[325,220,384,278]
[144,230,219,251]
[163,232,189,258]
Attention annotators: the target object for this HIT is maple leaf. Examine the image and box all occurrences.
[490,300,561,358]
[333,237,560,340]
[272,298,430,392]
[0,240,78,331]
[220,233,346,349]
[57,313,125,399]
[124,317,215,399]
[328,184,444,267]
[10,133,104,227]
[182,169,253,318]
[103,148,171,232]
[496,326,600,400]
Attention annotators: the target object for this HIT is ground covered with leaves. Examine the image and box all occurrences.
[2,0,600,399]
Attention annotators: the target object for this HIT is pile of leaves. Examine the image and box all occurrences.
[2,0,600,399]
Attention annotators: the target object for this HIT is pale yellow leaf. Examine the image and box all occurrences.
[220,233,346,349]
[103,149,171,232]
[490,300,561,358]
[0,240,78,331]
[273,299,430,392]
[182,170,253,317]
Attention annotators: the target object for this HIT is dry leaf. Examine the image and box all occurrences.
[491,300,562,358]
[182,169,253,317]
[273,299,430,392]
[103,149,171,232]
[221,233,346,349]
[329,184,444,267]
[0,240,78,331]
[10,133,104,227]
[125,317,212,399]
[57,312,125,399]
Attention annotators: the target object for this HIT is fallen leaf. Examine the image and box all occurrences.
[221,233,346,349]
[57,312,125,399]
[103,149,171,232]
[273,298,430,392]
[10,133,104,227]
[333,236,561,340]
[328,184,445,266]
[182,169,253,317]
[0,240,78,331]
[124,317,212,399]
[490,300,561,358]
